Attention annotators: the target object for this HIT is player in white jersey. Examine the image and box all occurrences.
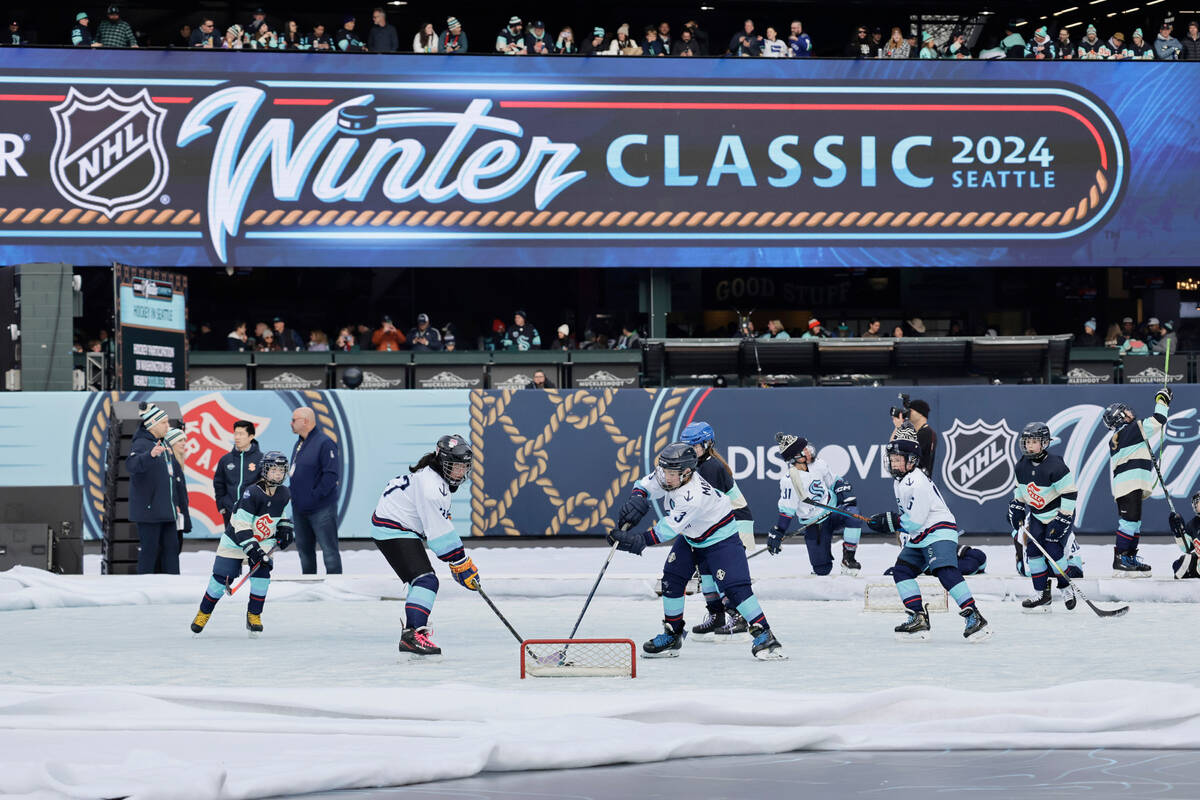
[769,434,857,575]
[866,427,991,642]
[370,435,481,659]
[610,442,785,660]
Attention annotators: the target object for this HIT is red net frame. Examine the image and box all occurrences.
[520,638,637,679]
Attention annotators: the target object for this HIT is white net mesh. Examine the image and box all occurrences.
[521,639,636,678]
[864,580,950,613]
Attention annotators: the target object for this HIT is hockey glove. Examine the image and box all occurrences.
[1012,530,1027,577]
[275,518,294,551]
[866,512,900,535]
[607,528,648,556]
[241,539,271,567]
[618,490,650,530]
[449,555,480,591]
[767,526,787,555]
[1006,500,1026,531]
[1169,512,1188,548]
[1046,513,1072,543]
[1156,386,1173,407]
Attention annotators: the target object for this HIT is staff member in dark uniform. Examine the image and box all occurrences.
[213,420,263,536]
[127,403,180,574]
[289,406,343,574]
[890,396,937,479]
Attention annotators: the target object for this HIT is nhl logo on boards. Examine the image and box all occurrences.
[940,418,1017,505]
[49,88,168,218]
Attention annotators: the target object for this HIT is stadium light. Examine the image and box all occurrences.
[1065,20,1085,26]
[1055,6,1079,13]
[1089,0,1106,4]
[1122,6,1140,11]
[1106,11,1117,15]
[1146,0,1165,5]
[1014,20,1028,25]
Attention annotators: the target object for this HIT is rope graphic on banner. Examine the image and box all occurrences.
[0,208,199,225]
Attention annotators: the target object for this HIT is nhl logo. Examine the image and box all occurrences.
[940,418,1018,505]
[50,88,168,217]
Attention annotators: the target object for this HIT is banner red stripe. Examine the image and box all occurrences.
[272,98,333,106]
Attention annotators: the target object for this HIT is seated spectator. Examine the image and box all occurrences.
[683,20,709,52]
[761,27,789,57]
[1024,26,1054,59]
[845,26,878,59]
[607,24,641,54]
[334,327,359,352]
[1102,31,1126,60]
[1127,28,1154,58]
[1076,318,1099,347]
[556,26,577,53]
[497,16,526,54]
[336,15,366,51]
[223,24,245,48]
[919,31,938,58]
[414,22,438,52]
[643,27,665,56]
[891,325,906,339]
[677,28,701,56]
[657,22,674,54]
[906,318,927,337]
[175,23,192,47]
[788,20,812,57]
[1078,24,1104,58]
[1001,20,1025,57]
[802,319,828,339]
[409,313,442,351]
[1154,321,1178,354]
[1184,20,1200,59]
[308,330,330,352]
[191,17,217,47]
[227,322,249,351]
[256,329,280,352]
[273,316,304,350]
[1157,21,1183,60]
[553,324,575,350]
[369,6,400,52]
[442,17,468,52]
[614,324,642,349]
[301,22,333,50]
[86,339,102,353]
[582,27,607,55]
[279,19,302,49]
[1054,27,1075,59]
[1144,317,1163,348]
[372,316,407,351]
[737,318,756,338]
[526,20,553,54]
[355,322,372,342]
[503,310,541,350]
[1104,323,1122,348]
[248,21,279,49]
[97,6,138,48]
[253,321,269,344]
[525,369,555,389]
[835,322,852,338]
[882,27,910,58]
[947,321,964,337]
[72,12,100,47]
[582,332,611,350]
[1120,315,1136,342]
[443,332,458,351]
[761,319,790,340]
[730,19,763,56]
[863,318,883,338]
[484,318,507,351]
[945,31,971,58]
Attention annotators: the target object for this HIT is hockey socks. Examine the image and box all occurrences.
[247,576,270,615]
[892,561,924,614]
[734,595,766,629]
[405,572,439,629]
[199,575,228,614]
[1116,519,1141,553]
[663,595,686,633]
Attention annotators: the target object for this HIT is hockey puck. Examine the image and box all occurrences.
[337,106,376,132]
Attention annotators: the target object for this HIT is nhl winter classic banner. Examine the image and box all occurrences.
[0,385,1196,541]
[0,51,1193,267]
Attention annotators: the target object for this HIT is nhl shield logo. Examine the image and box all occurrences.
[50,88,168,217]
[940,418,1018,505]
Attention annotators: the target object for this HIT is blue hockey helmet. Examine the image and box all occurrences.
[260,450,289,487]
[1103,402,1132,432]
[656,442,698,490]
[682,421,716,449]
[1020,422,1051,460]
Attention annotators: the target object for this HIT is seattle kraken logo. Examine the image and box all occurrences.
[50,88,168,217]
[941,418,1018,505]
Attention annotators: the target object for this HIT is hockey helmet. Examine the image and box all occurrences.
[1103,402,1133,432]
[775,432,809,464]
[260,450,289,487]
[656,442,698,490]
[885,427,920,479]
[682,421,716,450]
[435,434,473,487]
[1020,421,1051,460]
[1192,490,1200,516]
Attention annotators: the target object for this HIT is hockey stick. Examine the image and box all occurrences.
[1022,525,1129,618]
[1159,339,1172,467]
[227,546,277,596]
[1136,417,1179,516]
[477,584,524,643]
[568,539,620,640]
[801,498,871,525]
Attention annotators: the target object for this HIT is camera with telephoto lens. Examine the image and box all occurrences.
[889,392,911,419]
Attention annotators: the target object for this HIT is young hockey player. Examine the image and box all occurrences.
[768,433,843,576]
[610,442,785,660]
[370,434,480,659]
[1007,421,1079,612]
[190,451,293,637]
[1168,492,1200,579]
[867,426,990,642]
[1103,388,1171,575]
[681,421,753,641]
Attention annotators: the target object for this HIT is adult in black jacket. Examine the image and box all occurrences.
[127,403,180,573]
[212,420,263,534]
[367,6,399,52]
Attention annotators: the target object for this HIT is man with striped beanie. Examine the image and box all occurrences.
[126,403,181,573]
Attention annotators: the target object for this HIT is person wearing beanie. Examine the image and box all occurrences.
[71,11,100,46]
[801,318,828,339]
[1025,26,1055,59]
[336,14,366,51]
[503,310,541,350]
[496,15,526,54]
[368,6,399,52]
[919,30,939,58]
[1153,320,1178,354]
[1076,318,1099,347]
[1078,23,1104,58]
[553,323,575,350]
[890,398,937,478]
[441,16,468,53]
[127,403,181,574]
[582,26,607,54]
[164,428,193,553]
[1127,28,1154,58]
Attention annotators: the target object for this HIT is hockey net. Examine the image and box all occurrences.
[864,579,950,613]
[520,639,637,678]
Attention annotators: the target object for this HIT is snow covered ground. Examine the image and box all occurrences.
[2,543,1200,800]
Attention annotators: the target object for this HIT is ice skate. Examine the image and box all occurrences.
[1021,585,1052,614]
[690,610,725,641]
[246,612,263,638]
[960,606,992,642]
[399,626,442,661]
[840,545,861,576]
[894,609,930,641]
[713,610,750,643]
[749,624,786,660]
[190,611,210,635]
[1113,548,1152,577]
[643,620,686,658]
[1060,583,1079,611]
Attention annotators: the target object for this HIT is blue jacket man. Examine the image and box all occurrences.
[289,406,343,573]
[126,403,180,573]
[212,424,263,529]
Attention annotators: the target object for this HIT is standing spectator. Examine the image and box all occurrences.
[497,16,526,54]
[607,24,641,55]
[222,24,245,49]
[127,403,179,574]
[525,369,555,389]
[882,27,910,58]
[369,6,399,52]
[614,323,641,349]
[1144,317,1163,349]
[1183,20,1200,59]
[845,26,879,58]
[174,22,191,47]
[289,407,343,575]
[190,17,217,47]
[556,27,577,53]
[414,23,439,53]
[503,311,541,350]
[246,7,269,37]
[582,26,607,55]
[441,17,468,52]
[642,27,665,56]
[409,313,442,351]
[334,327,360,352]
[336,15,366,52]
[729,19,763,56]
[227,321,249,351]
[676,28,701,56]
[1127,28,1154,58]
[863,319,883,338]
[683,19,709,53]
[164,428,192,557]
[802,319,828,339]
[212,420,262,538]
[919,31,938,58]
[1001,20,1026,57]
[761,320,791,339]
[525,20,553,54]
[892,400,937,479]
[656,22,673,54]
[788,20,812,57]
[443,332,457,351]
[372,315,407,351]
[96,5,137,47]
[1076,318,1099,347]
[273,316,304,351]
[553,324,575,350]
[302,22,333,51]
[71,13,100,47]
[761,27,789,57]
[1077,24,1104,58]
[1024,26,1055,59]
[484,318,507,350]
[1054,27,1075,59]
[279,20,302,49]
[307,330,330,352]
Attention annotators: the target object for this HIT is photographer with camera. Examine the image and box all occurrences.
[889,394,937,479]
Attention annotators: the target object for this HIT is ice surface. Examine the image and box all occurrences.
[2,543,1200,800]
